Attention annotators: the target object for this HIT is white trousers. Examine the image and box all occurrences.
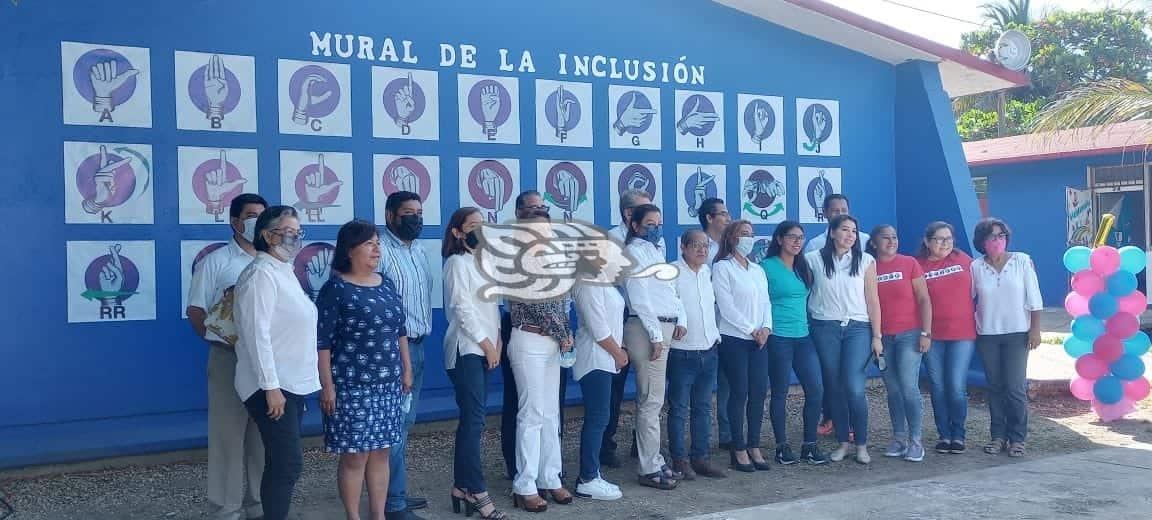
[624,318,672,475]
[509,329,563,495]
[206,345,264,520]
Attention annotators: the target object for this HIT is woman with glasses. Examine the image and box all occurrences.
[971,218,1042,457]
[866,225,932,463]
[916,222,978,455]
[760,221,828,466]
[713,220,774,472]
[233,206,320,520]
[315,219,415,520]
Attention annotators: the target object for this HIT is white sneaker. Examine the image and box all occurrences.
[829,444,849,462]
[884,439,907,458]
[575,477,623,501]
[855,446,872,465]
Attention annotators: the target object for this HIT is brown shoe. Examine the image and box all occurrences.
[691,457,728,479]
[672,458,696,481]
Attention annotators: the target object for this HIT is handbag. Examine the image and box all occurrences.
[204,285,239,346]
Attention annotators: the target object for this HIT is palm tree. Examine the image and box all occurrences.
[1030,78,1152,135]
[981,0,1032,29]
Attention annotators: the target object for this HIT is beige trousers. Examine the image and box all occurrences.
[624,318,674,475]
[206,344,264,520]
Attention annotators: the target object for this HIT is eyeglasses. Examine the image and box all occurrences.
[523,205,550,212]
[782,234,804,242]
[929,237,954,244]
[685,241,708,250]
[271,228,305,240]
[710,210,731,217]
[990,233,1009,241]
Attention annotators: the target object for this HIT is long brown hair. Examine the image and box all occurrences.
[442,207,482,258]
[715,219,752,263]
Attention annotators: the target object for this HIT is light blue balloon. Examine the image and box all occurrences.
[1072,315,1106,341]
[1063,336,1092,358]
[1111,354,1146,381]
[1119,246,1147,274]
[1123,331,1151,356]
[1064,246,1092,273]
[1094,375,1125,404]
[1089,293,1118,319]
[1107,271,1138,297]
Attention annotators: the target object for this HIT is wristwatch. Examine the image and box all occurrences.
[920,331,932,338]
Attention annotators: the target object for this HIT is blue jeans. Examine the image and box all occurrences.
[245,391,306,520]
[448,353,488,492]
[386,340,424,512]
[810,320,872,446]
[881,330,925,442]
[716,367,731,444]
[667,347,718,460]
[578,369,613,481]
[923,339,975,441]
[766,335,823,445]
[717,335,770,450]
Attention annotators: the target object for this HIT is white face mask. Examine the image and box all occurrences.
[736,236,756,257]
[240,217,258,243]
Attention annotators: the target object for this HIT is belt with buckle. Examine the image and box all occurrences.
[517,324,549,336]
[628,315,678,324]
[407,335,426,345]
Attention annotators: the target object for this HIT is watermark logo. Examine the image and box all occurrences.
[474,220,678,302]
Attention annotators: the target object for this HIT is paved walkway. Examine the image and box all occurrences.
[684,446,1152,520]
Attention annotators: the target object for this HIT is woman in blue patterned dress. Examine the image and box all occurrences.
[317,219,414,520]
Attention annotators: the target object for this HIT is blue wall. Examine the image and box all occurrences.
[972,151,1148,307]
[0,0,942,468]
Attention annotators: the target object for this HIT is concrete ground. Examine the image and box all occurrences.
[3,308,1151,519]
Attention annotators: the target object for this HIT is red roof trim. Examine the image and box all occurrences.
[781,0,1029,88]
[969,146,1148,167]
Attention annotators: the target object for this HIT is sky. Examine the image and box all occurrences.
[823,0,1150,49]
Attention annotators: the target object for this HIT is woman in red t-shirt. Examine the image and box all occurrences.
[916,221,977,456]
[866,225,932,462]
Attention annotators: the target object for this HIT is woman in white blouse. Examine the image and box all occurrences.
[970,218,1043,458]
[441,207,506,519]
[233,206,320,520]
[713,220,773,472]
[623,204,687,491]
[572,276,629,501]
[805,214,883,465]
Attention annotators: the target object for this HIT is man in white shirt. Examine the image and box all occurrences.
[185,193,267,520]
[804,194,870,254]
[602,189,658,467]
[667,230,727,480]
[695,197,733,449]
[379,191,432,519]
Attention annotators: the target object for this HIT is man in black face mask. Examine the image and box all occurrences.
[499,191,574,483]
[379,191,431,520]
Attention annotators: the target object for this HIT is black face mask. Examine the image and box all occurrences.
[464,230,480,249]
[521,209,550,221]
[394,214,423,241]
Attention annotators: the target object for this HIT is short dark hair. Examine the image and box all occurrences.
[229,193,267,219]
[918,221,957,258]
[515,190,542,210]
[973,217,1011,254]
[385,191,422,215]
[822,193,850,212]
[697,197,725,230]
[252,206,299,253]
[764,220,813,288]
[626,204,661,244]
[443,207,481,258]
[332,219,378,273]
[680,228,706,247]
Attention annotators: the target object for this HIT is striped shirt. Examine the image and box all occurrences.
[379,227,432,338]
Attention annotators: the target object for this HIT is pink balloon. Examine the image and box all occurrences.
[1075,354,1110,379]
[1093,335,1125,363]
[1118,291,1148,316]
[1091,246,1121,276]
[1069,376,1096,400]
[1071,270,1105,297]
[1106,312,1140,339]
[1065,292,1090,317]
[1124,377,1151,401]
[1091,398,1136,422]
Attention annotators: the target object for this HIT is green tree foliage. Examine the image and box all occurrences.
[980,0,1031,29]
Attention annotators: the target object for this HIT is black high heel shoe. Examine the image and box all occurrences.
[729,449,755,472]
[451,487,468,515]
[465,491,509,519]
[749,449,772,471]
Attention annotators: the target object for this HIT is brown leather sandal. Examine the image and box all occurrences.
[512,493,547,513]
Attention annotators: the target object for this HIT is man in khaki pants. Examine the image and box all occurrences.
[187,194,267,520]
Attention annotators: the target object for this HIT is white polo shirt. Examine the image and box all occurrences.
[186,238,255,312]
[806,250,875,323]
[972,253,1044,335]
